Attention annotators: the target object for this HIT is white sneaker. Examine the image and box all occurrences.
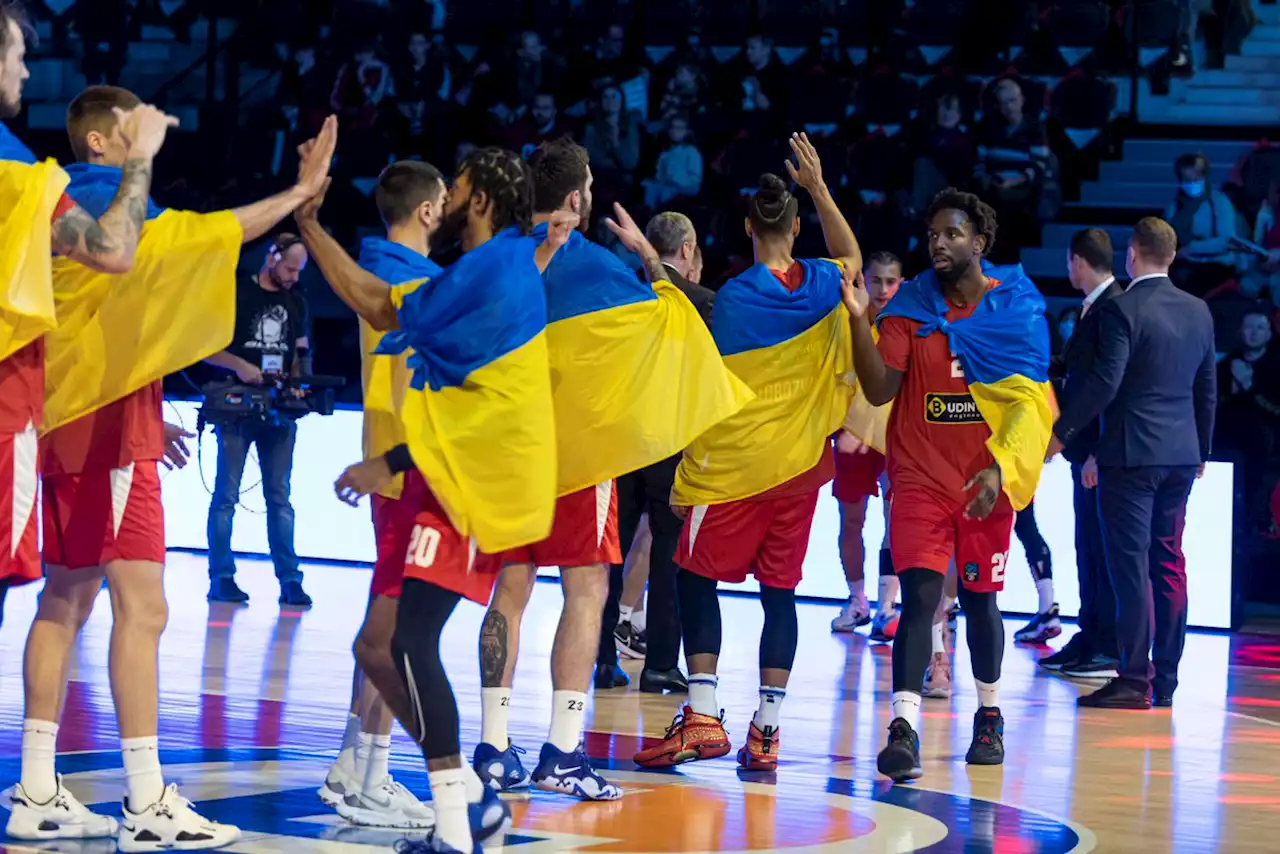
[922,652,952,700]
[119,783,240,852]
[831,595,871,632]
[5,777,119,840]
[336,776,436,829]
[318,760,358,808]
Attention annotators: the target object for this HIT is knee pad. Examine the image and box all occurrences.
[758,585,798,672]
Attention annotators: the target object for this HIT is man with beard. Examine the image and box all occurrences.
[0,3,175,641]
[301,147,575,854]
[472,137,749,800]
[846,188,1054,782]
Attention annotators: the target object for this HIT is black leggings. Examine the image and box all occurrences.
[892,568,1004,692]
[393,579,463,762]
[1015,503,1052,581]
[677,569,799,672]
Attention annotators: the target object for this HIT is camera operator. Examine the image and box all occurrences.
[203,235,313,607]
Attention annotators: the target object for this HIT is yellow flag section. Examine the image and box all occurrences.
[536,225,753,496]
[0,159,69,362]
[42,208,242,432]
[840,323,891,454]
[355,236,444,500]
[375,228,556,553]
[673,259,853,507]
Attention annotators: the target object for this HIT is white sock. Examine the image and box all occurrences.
[480,687,511,749]
[619,604,634,624]
[931,619,947,655]
[891,691,922,731]
[1036,578,1055,614]
[847,577,865,601]
[462,760,485,803]
[753,686,786,730]
[337,713,360,774]
[357,732,392,791]
[20,719,59,803]
[688,673,718,716]
[631,608,647,634]
[877,574,900,617]
[121,736,165,810]
[548,690,587,753]
[427,767,472,851]
[976,679,1000,709]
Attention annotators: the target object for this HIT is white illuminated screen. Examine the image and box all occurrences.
[160,401,1233,629]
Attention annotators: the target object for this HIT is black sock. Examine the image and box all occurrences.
[891,568,944,693]
[394,579,464,761]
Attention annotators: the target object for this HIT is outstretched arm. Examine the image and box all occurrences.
[786,132,862,272]
[842,273,903,405]
[297,212,398,330]
[231,116,338,243]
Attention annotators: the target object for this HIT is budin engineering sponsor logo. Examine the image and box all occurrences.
[925,392,984,424]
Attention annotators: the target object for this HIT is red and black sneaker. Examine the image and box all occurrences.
[634,706,731,768]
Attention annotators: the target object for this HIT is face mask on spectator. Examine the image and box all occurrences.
[1181,180,1205,198]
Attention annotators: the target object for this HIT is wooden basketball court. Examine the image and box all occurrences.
[0,552,1276,853]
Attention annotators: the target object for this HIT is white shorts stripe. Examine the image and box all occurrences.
[11,420,37,558]
[687,505,709,555]
[110,463,136,539]
[593,480,612,547]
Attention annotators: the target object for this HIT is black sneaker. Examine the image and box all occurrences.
[279,581,312,608]
[965,707,1004,766]
[876,718,923,782]
[208,577,249,603]
[614,620,647,660]
[1014,605,1061,644]
[1038,635,1088,671]
[594,663,629,690]
[1061,654,1119,680]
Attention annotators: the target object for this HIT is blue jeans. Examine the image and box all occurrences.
[206,420,301,584]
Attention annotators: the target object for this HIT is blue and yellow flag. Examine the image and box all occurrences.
[376,228,556,553]
[0,158,69,362]
[42,162,242,432]
[537,224,752,495]
[673,259,854,506]
[357,236,442,499]
[877,260,1055,510]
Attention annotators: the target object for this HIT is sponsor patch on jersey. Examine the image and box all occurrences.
[925,393,983,425]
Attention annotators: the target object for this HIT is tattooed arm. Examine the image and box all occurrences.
[602,201,668,283]
[50,156,152,274]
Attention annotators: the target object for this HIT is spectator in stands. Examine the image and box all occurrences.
[910,94,975,215]
[1217,310,1280,526]
[1242,179,1280,306]
[505,93,574,161]
[1166,153,1240,297]
[330,42,392,129]
[573,22,633,94]
[656,63,705,126]
[974,78,1051,258]
[509,31,566,109]
[584,85,641,204]
[396,32,449,106]
[75,0,129,86]
[643,115,703,209]
[723,34,788,122]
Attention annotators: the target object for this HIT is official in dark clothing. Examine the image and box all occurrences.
[1041,228,1123,677]
[1049,218,1216,710]
[595,212,709,693]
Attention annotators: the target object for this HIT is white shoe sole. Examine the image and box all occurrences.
[922,685,951,700]
[532,776,623,801]
[5,819,120,841]
[317,782,346,808]
[118,827,240,853]
[336,801,435,829]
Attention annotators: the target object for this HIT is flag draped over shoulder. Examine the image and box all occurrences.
[536,224,753,495]
[357,236,442,500]
[673,259,854,506]
[877,260,1055,510]
[376,228,556,553]
[0,158,69,362]
[42,163,242,433]
[841,324,890,454]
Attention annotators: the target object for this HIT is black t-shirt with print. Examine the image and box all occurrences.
[228,275,310,376]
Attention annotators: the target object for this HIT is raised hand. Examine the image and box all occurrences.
[604,201,655,256]
[784,132,824,194]
[114,104,180,160]
[296,178,332,223]
[841,267,870,319]
[544,210,580,251]
[295,115,338,200]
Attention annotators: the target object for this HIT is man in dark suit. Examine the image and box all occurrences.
[593,211,709,693]
[1049,217,1216,709]
[1041,228,1122,678]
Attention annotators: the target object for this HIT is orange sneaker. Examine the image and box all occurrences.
[736,721,781,771]
[634,706,731,768]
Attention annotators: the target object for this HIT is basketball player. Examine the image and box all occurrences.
[831,253,902,638]
[8,87,336,849]
[0,7,174,639]
[306,147,576,854]
[636,135,862,772]
[846,188,1052,781]
[315,162,447,828]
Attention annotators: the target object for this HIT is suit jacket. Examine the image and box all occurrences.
[1054,280,1123,464]
[1055,274,1217,468]
[664,262,715,329]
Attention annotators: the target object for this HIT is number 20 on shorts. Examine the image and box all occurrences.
[406,525,442,569]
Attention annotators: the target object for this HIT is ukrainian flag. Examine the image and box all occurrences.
[0,125,69,362]
[877,260,1055,510]
[357,236,442,499]
[673,259,854,506]
[376,227,556,553]
[41,162,243,432]
[537,224,752,495]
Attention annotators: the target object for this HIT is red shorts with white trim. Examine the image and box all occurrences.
[889,487,1015,593]
[42,460,166,569]
[0,426,41,586]
[371,469,431,599]
[503,481,621,568]
[675,489,821,591]
[833,447,887,504]
[402,486,503,606]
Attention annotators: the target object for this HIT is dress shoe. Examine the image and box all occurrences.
[1077,678,1151,709]
[1153,695,1173,708]
[594,664,629,690]
[1038,635,1088,671]
[279,581,312,608]
[639,667,688,694]
[208,577,249,603]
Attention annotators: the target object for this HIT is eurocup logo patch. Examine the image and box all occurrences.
[964,562,980,583]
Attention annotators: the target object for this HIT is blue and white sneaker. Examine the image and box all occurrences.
[468,786,510,843]
[471,741,530,791]
[530,742,623,801]
[868,606,900,643]
[394,834,479,854]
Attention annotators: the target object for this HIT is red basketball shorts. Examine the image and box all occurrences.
[401,486,503,606]
[889,487,1015,593]
[370,469,433,599]
[43,460,166,569]
[0,426,40,586]
[676,489,821,590]
[833,447,887,504]
[503,480,621,568]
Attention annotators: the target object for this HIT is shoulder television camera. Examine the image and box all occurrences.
[198,373,346,429]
